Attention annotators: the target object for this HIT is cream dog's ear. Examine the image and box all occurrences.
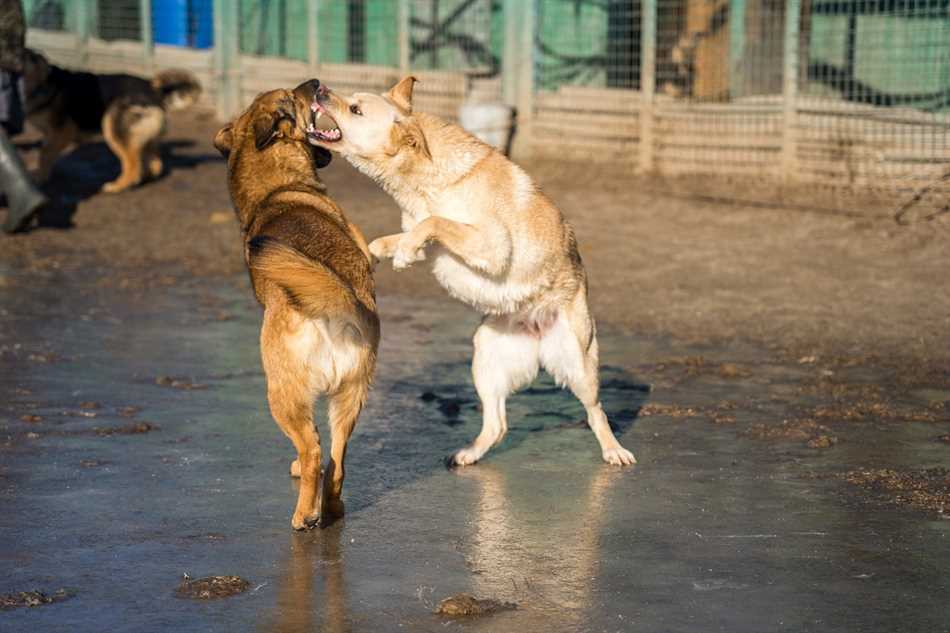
[388,118,430,160]
[386,76,418,113]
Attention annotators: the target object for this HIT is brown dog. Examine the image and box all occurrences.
[214,80,379,530]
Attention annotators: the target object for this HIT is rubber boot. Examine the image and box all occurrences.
[0,128,47,234]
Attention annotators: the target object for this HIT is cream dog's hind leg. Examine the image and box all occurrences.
[450,315,539,467]
[539,296,636,466]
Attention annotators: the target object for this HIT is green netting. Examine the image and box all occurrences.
[806,2,950,111]
[23,0,74,32]
[238,0,399,66]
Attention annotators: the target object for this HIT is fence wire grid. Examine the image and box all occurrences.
[22,0,950,219]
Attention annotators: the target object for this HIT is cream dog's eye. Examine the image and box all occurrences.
[349,104,362,116]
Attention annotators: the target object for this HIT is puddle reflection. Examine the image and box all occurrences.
[263,526,349,633]
[456,462,626,619]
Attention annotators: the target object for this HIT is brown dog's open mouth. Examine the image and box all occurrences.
[307,100,341,144]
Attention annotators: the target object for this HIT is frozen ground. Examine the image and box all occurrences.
[1,110,948,632]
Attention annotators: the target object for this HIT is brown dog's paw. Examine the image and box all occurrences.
[291,510,321,531]
[101,179,131,194]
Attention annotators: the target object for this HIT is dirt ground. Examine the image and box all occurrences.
[4,109,948,368]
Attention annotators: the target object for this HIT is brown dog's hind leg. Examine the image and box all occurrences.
[101,103,163,193]
[319,379,368,527]
[269,389,322,530]
[261,309,322,530]
[144,140,163,179]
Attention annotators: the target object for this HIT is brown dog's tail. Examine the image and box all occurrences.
[151,69,202,111]
[249,236,374,337]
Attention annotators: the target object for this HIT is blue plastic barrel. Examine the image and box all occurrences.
[152,0,214,48]
[152,0,188,46]
[189,0,214,49]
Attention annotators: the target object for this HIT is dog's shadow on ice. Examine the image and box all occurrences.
[345,362,649,514]
[34,139,223,228]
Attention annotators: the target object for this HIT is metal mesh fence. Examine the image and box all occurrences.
[96,0,142,42]
[24,0,71,31]
[409,0,496,72]
[316,0,400,66]
[238,0,306,60]
[535,0,640,91]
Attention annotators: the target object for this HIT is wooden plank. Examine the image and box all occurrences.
[557,85,641,102]
[532,123,639,141]
[655,159,778,176]
[656,134,781,149]
[239,55,310,78]
[655,114,781,127]
[656,146,778,164]
[534,92,640,114]
[796,97,950,126]
[25,28,80,52]
[532,145,637,165]
[655,102,783,115]
[534,113,639,137]
[530,133,636,153]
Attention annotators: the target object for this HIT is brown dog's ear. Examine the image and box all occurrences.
[252,112,278,151]
[386,76,418,113]
[252,107,296,151]
[213,123,234,156]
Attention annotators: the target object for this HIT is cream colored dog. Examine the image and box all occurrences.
[305,77,635,467]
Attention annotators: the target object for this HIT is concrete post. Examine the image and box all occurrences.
[213,0,241,120]
[502,0,535,158]
[729,0,747,98]
[639,0,656,173]
[398,0,410,76]
[75,0,92,65]
[139,0,154,75]
[781,0,801,181]
[307,0,320,73]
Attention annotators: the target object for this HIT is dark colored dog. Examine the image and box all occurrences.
[21,49,201,192]
[214,80,379,530]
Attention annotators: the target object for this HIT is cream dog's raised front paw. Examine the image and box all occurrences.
[369,234,402,260]
[392,232,427,270]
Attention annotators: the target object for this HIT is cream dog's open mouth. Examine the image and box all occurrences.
[307,100,341,144]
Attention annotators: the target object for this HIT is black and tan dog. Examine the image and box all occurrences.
[214,80,379,530]
[21,49,201,192]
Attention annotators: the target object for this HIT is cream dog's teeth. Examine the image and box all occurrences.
[315,110,323,120]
